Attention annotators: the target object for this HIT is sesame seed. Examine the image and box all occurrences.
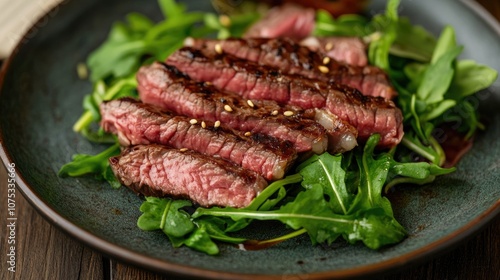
[201,121,207,128]
[322,57,330,65]
[214,120,221,128]
[219,14,231,27]
[244,132,251,137]
[224,104,233,112]
[215,43,223,54]
[271,110,279,116]
[247,100,255,108]
[179,148,188,152]
[325,42,333,51]
[189,119,198,125]
[283,111,294,116]
[318,65,330,74]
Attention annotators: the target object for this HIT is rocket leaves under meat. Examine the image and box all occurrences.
[165,133,446,254]
[298,153,352,215]
[58,143,122,188]
[191,135,410,252]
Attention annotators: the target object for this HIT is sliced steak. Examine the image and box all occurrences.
[300,36,368,67]
[110,145,267,208]
[243,3,315,40]
[183,37,395,99]
[137,62,329,154]
[100,98,297,181]
[167,48,403,147]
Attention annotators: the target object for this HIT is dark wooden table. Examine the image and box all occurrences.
[1,1,499,279]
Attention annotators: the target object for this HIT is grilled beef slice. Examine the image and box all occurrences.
[300,36,368,67]
[100,98,297,181]
[137,62,330,154]
[183,37,395,99]
[110,145,267,208]
[243,3,315,40]
[166,48,403,147]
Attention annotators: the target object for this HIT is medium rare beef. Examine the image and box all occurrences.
[167,48,403,147]
[100,98,297,181]
[110,145,267,208]
[243,3,315,40]
[137,62,330,154]
[183,37,395,99]
[300,36,368,66]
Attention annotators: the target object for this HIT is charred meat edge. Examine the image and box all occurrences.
[110,144,267,208]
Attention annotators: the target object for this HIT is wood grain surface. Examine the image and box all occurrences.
[1,1,499,279]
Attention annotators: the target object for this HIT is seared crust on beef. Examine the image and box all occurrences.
[110,145,267,208]
[183,37,395,99]
[136,62,329,154]
[100,98,297,180]
[166,47,404,147]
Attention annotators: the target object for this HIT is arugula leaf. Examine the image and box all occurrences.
[181,226,219,255]
[314,10,371,37]
[58,143,121,188]
[194,183,406,249]
[390,17,436,62]
[298,153,352,215]
[194,216,246,244]
[447,60,498,100]
[226,174,301,232]
[87,13,204,82]
[416,45,463,104]
[158,0,186,19]
[349,134,394,216]
[385,158,455,192]
[398,26,462,164]
[367,0,399,71]
[137,197,194,237]
[137,197,221,254]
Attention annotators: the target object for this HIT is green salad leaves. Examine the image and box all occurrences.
[60,0,497,255]
[316,0,497,166]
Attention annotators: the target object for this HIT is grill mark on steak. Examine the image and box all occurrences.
[100,98,297,181]
[183,37,396,99]
[136,62,329,154]
[110,144,267,208]
[167,48,404,147]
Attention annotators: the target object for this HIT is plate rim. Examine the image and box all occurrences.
[1,0,499,279]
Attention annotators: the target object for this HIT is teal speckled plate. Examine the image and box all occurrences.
[1,0,499,279]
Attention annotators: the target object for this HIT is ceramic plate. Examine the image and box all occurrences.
[1,0,499,279]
